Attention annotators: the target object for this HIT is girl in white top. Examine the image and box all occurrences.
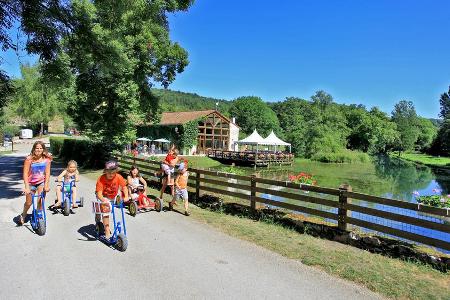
[127,166,148,200]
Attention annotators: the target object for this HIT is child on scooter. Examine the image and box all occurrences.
[15,141,52,225]
[170,160,190,216]
[127,165,148,202]
[53,160,79,210]
[95,160,129,239]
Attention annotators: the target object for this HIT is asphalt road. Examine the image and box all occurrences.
[0,149,382,300]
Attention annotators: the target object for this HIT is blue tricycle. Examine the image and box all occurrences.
[92,195,128,252]
[30,189,47,236]
[55,180,84,216]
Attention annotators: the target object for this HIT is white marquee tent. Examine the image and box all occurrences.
[262,130,291,152]
[235,129,291,153]
[235,129,265,145]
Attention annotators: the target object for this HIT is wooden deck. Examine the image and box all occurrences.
[207,149,294,167]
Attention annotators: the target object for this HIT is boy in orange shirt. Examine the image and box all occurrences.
[170,161,190,216]
[95,160,129,239]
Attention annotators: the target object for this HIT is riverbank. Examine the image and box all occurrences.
[80,166,450,299]
[393,153,450,168]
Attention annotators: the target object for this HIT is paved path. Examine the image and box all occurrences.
[0,151,382,300]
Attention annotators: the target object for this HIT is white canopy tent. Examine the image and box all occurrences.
[152,138,171,143]
[235,129,265,145]
[262,130,291,153]
[136,137,151,142]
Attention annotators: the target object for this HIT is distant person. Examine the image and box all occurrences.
[15,141,52,226]
[150,143,155,155]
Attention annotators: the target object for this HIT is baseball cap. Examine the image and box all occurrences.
[105,160,119,170]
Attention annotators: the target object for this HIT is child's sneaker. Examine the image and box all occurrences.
[184,210,190,216]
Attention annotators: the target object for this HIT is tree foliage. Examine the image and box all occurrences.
[439,86,450,119]
[9,0,193,146]
[229,96,281,137]
[10,64,71,130]
[391,100,420,153]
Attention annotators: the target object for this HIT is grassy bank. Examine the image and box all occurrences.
[395,153,450,168]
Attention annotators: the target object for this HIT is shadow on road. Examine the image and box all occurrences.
[77,224,98,241]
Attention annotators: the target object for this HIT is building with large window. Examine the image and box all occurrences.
[159,110,239,154]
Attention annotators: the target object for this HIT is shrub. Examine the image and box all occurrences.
[311,149,370,163]
[49,137,110,168]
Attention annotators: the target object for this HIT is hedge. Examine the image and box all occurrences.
[50,137,111,168]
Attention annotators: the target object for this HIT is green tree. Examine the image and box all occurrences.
[367,107,399,154]
[15,0,193,146]
[415,117,437,152]
[439,85,450,119]
[391,100,419,153]
[230,96,280,137]
[272,97,309,155]
[430,120,450,156]
[9,64,71,134]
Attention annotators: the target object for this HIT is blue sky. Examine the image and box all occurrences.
[2,0,449,118]
[167,0,450,118]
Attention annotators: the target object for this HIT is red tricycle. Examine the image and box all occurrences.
[127,185,163,216]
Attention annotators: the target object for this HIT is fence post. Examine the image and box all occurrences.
[250,175,256,211]
[195,171,201,201]
[338,184,352,231]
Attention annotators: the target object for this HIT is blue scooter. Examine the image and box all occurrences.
[92,195,128,251]
[30,189,47,236]
[56,180,84,216]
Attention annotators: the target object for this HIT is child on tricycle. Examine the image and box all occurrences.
[52,160,80,213]
[95,160,129,240]
[15,141,52,227]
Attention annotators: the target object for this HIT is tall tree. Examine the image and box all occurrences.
[391,100,420,153]
[13,0,193,146]
[230,96,280,137]
[439,85,450,119]
[415,117,437,152]
[11,64,62,133]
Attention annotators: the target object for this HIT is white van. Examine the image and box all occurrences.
[20,129,33,139]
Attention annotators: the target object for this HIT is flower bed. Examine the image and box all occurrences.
[414,189,450,209]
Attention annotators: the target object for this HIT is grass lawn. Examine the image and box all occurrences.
[395,153,450,168]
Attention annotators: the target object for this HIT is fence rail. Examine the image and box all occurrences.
[116,154,450,251]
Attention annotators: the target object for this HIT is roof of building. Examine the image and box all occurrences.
[159,110,236,125]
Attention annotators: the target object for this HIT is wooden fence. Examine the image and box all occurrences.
[116,154,450,251]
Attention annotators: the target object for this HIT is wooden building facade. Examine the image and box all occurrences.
[160,110,239,154]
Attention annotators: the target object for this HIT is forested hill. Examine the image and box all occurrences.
[152,88,232,116]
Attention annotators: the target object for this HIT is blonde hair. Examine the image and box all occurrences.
[67,160,78,169]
